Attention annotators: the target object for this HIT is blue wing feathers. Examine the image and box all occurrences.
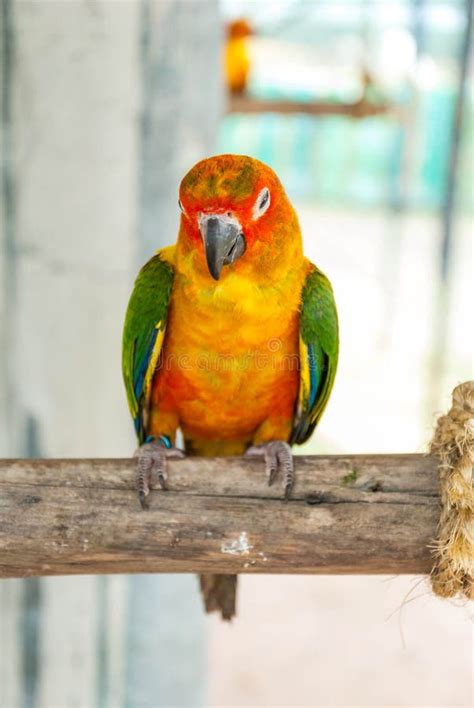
[307,343,320,410]
[133,329,158,402]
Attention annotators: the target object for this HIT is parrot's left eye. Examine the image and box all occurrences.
[253,187,271,220]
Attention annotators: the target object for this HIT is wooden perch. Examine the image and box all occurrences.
[227,94,392,119]
[0,455,439,579]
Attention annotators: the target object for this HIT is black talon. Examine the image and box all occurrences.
[134,439,184,508]
[246,440,295,500]
[157,474,168,491]
[268,463,278,486]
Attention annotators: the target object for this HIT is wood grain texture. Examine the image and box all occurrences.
[0,455,439,578]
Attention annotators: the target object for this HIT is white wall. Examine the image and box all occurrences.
[0,1,221,706]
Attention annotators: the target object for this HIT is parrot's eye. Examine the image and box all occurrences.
[178,199,185,214]
[253,187,271,220]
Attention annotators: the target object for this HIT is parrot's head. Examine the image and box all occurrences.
[178,154,300,281]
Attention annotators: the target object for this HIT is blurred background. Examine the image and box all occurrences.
[0,0,472,706]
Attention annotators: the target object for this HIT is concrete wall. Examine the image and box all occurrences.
[0,1,221,706]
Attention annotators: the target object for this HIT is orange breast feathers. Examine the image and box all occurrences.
[150,250,309,448]
[148,154,309,450]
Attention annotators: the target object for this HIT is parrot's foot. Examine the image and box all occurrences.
[246,440,294,500]
[134,438,185,510]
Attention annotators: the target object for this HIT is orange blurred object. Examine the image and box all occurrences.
[225,18,253,95]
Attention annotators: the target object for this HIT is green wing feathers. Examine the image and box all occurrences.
[122,252,174,444]
[291,265,339,445]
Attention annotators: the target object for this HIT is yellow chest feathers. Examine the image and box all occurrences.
[169,267,304,353]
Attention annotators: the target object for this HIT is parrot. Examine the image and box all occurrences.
[225,18,253,95]
[122,154,338,620]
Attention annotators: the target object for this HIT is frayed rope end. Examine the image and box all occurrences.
[429,381,474,601]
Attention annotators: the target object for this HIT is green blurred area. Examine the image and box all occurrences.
[220,0,473,211]
[220,89,473,211]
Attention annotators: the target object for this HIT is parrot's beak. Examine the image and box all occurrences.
[200,214,246,280]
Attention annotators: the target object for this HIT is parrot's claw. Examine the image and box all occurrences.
[246,440,294,500]
[134,440,185,510]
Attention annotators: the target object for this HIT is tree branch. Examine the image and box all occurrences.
[227,94,392,119]
[0,455,438,578]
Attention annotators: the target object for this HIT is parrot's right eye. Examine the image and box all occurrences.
[178,199,185,213]
[253,187,271,220]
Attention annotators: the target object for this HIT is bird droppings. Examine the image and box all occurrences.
[258,552,268,562]
[221,531,253,556]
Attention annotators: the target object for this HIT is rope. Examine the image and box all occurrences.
[429,381,474,600]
